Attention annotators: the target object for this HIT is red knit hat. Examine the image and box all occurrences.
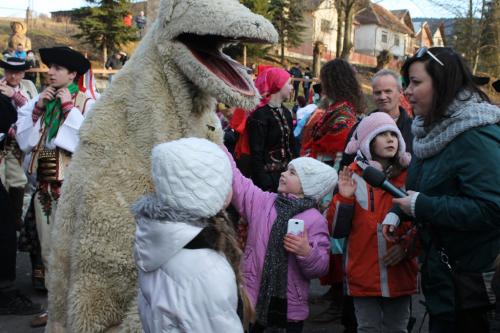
[254,67,290,107]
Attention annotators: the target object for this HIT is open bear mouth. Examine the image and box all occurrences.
[177,33,266,97]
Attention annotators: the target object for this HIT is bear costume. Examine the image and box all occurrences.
[46,0,278,332]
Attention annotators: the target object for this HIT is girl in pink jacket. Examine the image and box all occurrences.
[225,148,337,332]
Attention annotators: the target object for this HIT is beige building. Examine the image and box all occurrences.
[284,0,340,61]
[413,21,434,49]
[353,3,414,59]
[391,9,416,55]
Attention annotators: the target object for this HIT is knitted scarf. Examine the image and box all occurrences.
[44,83,79,141]
[412,91,500,159]
[255,194,316,331]
[311,101,356,141]
[303,100,357,158]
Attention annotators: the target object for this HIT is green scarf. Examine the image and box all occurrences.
[44,83,79,141]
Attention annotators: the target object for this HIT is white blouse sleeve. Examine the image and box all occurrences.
[15,97,41,153]
[53,98,96,153]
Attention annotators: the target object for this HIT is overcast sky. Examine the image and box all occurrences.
[0,0,464,19]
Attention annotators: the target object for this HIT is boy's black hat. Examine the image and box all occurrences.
[312,83,322,95]
[493,79,500,93]
[472,75,490,86]
[0,57,29,71]
[39,47,90,75]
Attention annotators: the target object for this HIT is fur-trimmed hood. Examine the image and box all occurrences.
[133,195,204,272]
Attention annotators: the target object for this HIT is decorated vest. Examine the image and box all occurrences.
[28,91,91,182]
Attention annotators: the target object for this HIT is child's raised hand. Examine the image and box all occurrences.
[382,224,398,243]
[284,228,311,257]
[338,166,357,198]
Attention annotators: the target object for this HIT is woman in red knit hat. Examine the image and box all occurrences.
[243,67,296,192]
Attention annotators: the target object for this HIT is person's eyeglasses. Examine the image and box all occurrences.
[416,47,444,67]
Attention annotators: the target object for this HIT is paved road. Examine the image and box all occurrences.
[1,253,46,333]
[1,252,428,333]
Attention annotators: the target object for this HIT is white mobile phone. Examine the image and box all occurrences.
[287,219,305,235]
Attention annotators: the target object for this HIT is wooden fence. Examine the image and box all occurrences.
[25,68,119,75]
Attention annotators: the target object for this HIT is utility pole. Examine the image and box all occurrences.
[27,0,34,29]
[25,6,31,30]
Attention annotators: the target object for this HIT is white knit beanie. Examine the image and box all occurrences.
[289,157,338,201]
[151,138,232,218]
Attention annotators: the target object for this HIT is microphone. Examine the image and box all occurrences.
[362,166,408,198]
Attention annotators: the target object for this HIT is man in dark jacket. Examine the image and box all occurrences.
[340,69,412,169]
[289,63,302,102]
[302,66,312,102]
[135,11,147,37]
[105,52,123,71]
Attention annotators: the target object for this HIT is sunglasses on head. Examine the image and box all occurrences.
[416,47,444,67]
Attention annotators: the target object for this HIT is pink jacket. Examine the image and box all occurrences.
[227,150,330,321]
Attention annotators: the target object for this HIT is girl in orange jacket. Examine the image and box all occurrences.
[325,112,418,332]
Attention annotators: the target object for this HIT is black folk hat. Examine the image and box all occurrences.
[472,75,490,86]
[39,47,90,75]
[493,79,500,93]
[0,57,30,71]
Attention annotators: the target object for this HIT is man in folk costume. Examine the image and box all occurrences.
[15,47,95,327]
[0,95,42,316]
[0,56,38,103]
[0,57,38,229]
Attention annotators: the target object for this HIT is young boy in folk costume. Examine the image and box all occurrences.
[15,46,95,327]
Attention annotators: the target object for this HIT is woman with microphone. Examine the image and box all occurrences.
[391,47,500,333]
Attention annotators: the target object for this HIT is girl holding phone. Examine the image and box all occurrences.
[223,146,337,333]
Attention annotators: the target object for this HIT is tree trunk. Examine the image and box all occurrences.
[335,0,343,58]
[281,38,285,65]
[280,16,286,65]
[340,2,354,59]
[471,0,487,74]
[103,43,108,68]
[312,42,323,77]
[495,0,500,76]
[466,0,474,64]
[472,50,480,74]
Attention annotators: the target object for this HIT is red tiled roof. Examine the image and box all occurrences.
[356,3,414,35]
[391,9,408,20]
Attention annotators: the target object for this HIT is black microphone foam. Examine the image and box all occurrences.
[362,166,408,198]
[362,166,386,188]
